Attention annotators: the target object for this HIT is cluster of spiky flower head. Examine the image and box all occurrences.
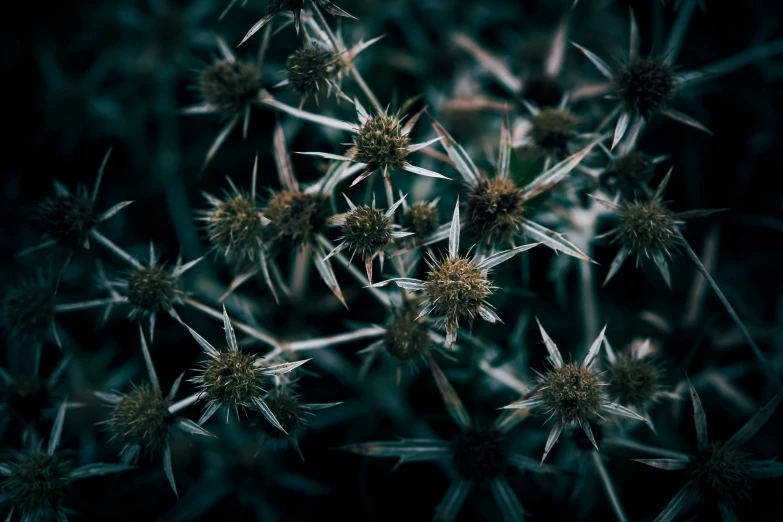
[465,178,525,244]
[352,114,410,170]
[531,108,576,156]
[402,201,439,239]
[423,256,492,327]
[687,442,754,505]
[607,354,661,410]
[126,265,178,316]
[200,349,263,408]
[4,451,69,516]
[540,363,603,425]
[617,199,678,257]
[600,151,655,195]
[109,383,172,452]
[35,190,95,249]
[285,45,337,100]
[449,427,509,481]
[341,205,394,260]
[1,280,55,342]
[263,190,327,248]
[205,191,266,267]
[614,58,675,117]
[383,309,431,362]
[199,60,261,116]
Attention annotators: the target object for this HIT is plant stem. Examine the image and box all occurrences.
[591,450,630,522]
[90,230,142,269]
[183,297,282,351]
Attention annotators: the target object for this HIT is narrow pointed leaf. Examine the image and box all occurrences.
[139,326,159,391]
[571,41,613,79]
[634,458,689,470]
[520,138,599,201]
[541,423,563,465]
[659,108,714,135]
[434,480,473,522]
[536,318,564,368]
[476,242,541,270]
[491,478,526,522]
[252,396,286,434]
[96,201,134,222]
[652,482,697,522]
[583,325,607,368]
[429,117,481,186]
[401,162,451,180]
[176,418,216,438]
[727,392,781,449]
[69,463,134,481]
[687,378,709,452]
[612,111,631,150]
[449,200,460,258]
[430,357,472,429]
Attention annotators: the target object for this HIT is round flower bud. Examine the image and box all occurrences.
[126,266,177,315]
[600,151,655,195]
[607,355,660,410]
[618,200,677,256]
[540,363,602,425]
[352,115,410,169]
[36,194,94,248]
[285,46,334,99]
[206,195,266,266]
[402,202,439,239]
[384,311,431,361]
[424,257,491,323]
[531,108,576,156]
[614,59,674,117]
[257,391,307,441]
[200,60,261,116]
[201,350,262,407]
[110,384,172,451]
[1,282,55,342]
[263,190,327,248]
[465,178,525,243]
[342,206,393,259]
[449,428,508,481]
[6,451,69,515]
[688,443,753,505]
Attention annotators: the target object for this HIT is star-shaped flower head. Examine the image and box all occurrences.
[429,114,598,260]
[240,0,357,46]
[634,381,781,522]
[96,327,213,496]
[186,306,309,432]
[370,201,539,346]
[341,357,564,522]
[299,99,449,190]
[323,193,413,283]
[503,320,651,464]
[0,401,132,521]
[18,148,133,284]
[590,169,724,288]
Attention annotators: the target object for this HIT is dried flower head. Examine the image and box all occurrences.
[5,451,69,516]
[126,266,177,316]
[200,60,261,116]
[614,58,675,118]
[465,178,525,244]
[109,383,172,452]
[402,201,439,239]
[1,280,55,343]
[600,151,656,195]
[531,108,577,156]
[285,45,335,102]
[383,310,432,362]
[604,339,671,416]
[36,192,94,249]
[263,190,327,248]
[688,442,753,505]
[257,390,307,441]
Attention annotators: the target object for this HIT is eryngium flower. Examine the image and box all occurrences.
[503,321,651,464]
[200,60,261,117]
[530,108,577,157]
[284,45,337,104]
[186,306,308,431]
[599,151,657,196]
[263,190,327,248]
[1,278,55,344]
[402,200,440,239]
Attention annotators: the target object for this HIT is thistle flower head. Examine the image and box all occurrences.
[607,354,661,410]
[199,60,261,116]
[617,200,677,256]
[285,45,335,100]
[614,58,675,117]
[541,363,603,425]
[256,390,307,441]
[424,256,492,326]
[1,280,55,343]
[531,108,576,155]
[36,191,94,248]
[402,201,439,239]
[109,383,172,452]
[263,190,327,248]
[384,310,431,362]
[688,442,753,505]
[342,205,393,259]
[465,178,525,244]
[600,151,655,195]
[126,265,177,315]
[352,113,410,170]
[204,190,266,267]
[5,451,69,516]
[449,427,509,481]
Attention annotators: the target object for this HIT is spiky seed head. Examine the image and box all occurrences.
[285,46,334,99]
[200,60,261,116]
[206,195,266,266]
[341,206,393,258]
[257,391,306,440]
[402,202,439,238]
[465,178,525,243]
[6,451,69,515]
[540,363,603,425]
[1,282,55,342]
[384,311,431,361]
[614,58,675,117]
[263,190,327,248]
[424,256,492,324]
[607,355,660,409]
[571,421,604,451]
[110,384,172,451]
[449,428,509,481]
[36,194,94,248]
[600,151,655,195]
[352,114,409,169]
[5,375,52,424]
[201,350,262,407]
[522,74,564,109]
[618,200,677,256]
[531,108,576,156]
[688,443,753,505]
[126,266,177,315]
